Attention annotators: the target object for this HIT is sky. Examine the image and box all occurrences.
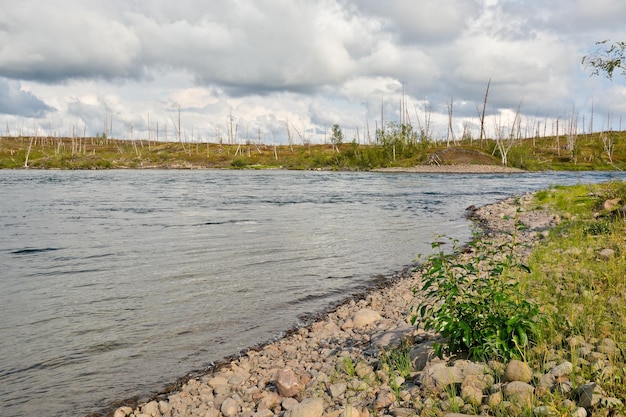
[1,0,626,144]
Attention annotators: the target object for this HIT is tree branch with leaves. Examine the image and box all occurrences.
[582,40,626,80]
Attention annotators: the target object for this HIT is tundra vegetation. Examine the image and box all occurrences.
[405,180,626,415]
[1,126,625,171]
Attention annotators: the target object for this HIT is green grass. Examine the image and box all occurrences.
[410,181,626,415]
[517,181,626,406]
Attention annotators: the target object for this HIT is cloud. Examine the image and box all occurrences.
[360,0,483,43]
[1,0,626,142]
[0,1,143,82]
[0,78,55,118]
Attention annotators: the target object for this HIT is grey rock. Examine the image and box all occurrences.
[352,309,382,328]
[487,391,503,407]
[348,379,368,392]
[374,391,395,410]
[570,407,587,417]
[275,368,302,397]
[459,361,490,378]
[602,198,622,211]
[205,408,220,417]
[282,397,299,410]
[341,319,354,331]
[213,383,231,396]
[538,373,556,390]
[284,398,324,417]
[207,376,229,388]
[601,397,623,408]
[599,249,615,260]
[228,371,250,386]
[550,361,573,378]
[390,407,412,417]
[421,363,464,391]
[253,410,276,417]
[329,383,348,399]
[355,362,374,379]
[578,383,604,408]
[503,381,534,406]
[460,384,483,407]
[204,408,220,417]
[462,373,491,391]
[257,392,281,411]
[409,340,440,372]
[340,405,363,417]
[441,414,475,417]
[504,360,533,383]
[534,406,558,416]
[441,396,464,411]
[556,381,573,395]
[221,398,240,417]
[113,406,133,417]
[597,338,618,356]
[141,401,160,417]
[370,323,413,348]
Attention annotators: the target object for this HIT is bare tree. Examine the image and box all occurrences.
[600,131,615,164]
[414,100,432,142]
[446,95,454,146]
[493,100,523,166]
[24,135,35,168]
[477,79,491,148]
[285,119,293,151]
[567,105,578,162]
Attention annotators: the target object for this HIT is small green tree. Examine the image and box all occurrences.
[330,124,344,146]
[582,40,626,80]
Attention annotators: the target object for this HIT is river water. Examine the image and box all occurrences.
[1,169,623,417]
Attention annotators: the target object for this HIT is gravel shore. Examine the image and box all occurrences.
[373,164,525,174]
[110,192,618,417]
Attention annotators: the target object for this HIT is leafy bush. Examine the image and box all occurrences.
[583,219,615,235]
[412,238,543,361]
[231,157,252,168]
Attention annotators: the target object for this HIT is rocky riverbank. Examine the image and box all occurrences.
[111,192,620,417]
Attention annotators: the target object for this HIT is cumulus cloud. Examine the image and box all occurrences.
[0,1,143,82]
[0,78,55,117]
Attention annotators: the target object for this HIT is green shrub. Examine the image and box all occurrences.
[583,219,615,235]
[412,238,543,361]
[231,157,252,168]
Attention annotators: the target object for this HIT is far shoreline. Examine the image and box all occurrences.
[373,164,526,174]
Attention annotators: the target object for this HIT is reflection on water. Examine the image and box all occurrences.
[0,169,623,417]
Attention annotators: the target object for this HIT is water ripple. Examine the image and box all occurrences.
[1,170,624,417]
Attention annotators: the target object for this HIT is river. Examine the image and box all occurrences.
[1,169,623,417]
